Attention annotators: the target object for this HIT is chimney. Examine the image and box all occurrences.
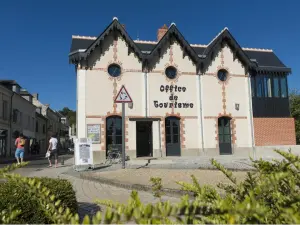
[32,93,39,100]
[45,104,50,107]
[157,24,168,41]
[121,24,125,29]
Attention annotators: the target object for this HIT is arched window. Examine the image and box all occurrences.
[106,116,122,152]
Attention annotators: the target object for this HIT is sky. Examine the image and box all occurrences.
[0,0,299,111]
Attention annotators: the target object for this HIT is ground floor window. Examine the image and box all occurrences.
[0,130,8,157]
[106,116,122,154]
[218,117,232,155]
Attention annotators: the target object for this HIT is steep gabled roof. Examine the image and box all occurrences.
[69,19,291,74]
[69,18,144,64]
[146,24,199,65]
[201,28,254,71]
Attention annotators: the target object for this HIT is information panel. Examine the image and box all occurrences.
[87,124,100,143]
[74,138,94,166]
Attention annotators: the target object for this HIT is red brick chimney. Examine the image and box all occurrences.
[157,24,168,41]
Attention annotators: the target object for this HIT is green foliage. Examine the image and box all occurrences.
[59,107,76,126]
[0,163,79,224]
[150,177,164,199]
[1,150,300,224]
[290,89,300,144]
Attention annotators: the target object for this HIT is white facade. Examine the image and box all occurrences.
[70,19,297,164]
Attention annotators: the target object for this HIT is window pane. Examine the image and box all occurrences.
[273,77,280,97]
[171,121,178,128]
[166,135,171,144]
[251,76,255,97]
[173,126,178,135]
[166,126,171,135]
[173,135,179,143]
[115,126,122,135]
[115,118,122,130]
[256,76,263,97]
[224,135,231,143]
[165,119,170,126]
[224,126,230,135]
[106,135,113,145]
[280,77,287,98]
[264,76,272,97]
[115,135,122,144]
[218,134,223,143]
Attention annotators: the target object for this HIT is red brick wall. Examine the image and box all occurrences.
[253,118,296,146]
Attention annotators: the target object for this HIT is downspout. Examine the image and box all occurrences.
[247,74,256,160]
[198,74,205,154]
[9,92,15,157]
[144,71,148,117]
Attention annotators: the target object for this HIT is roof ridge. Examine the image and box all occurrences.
[72,35,97,40]
[206,27,229,46]
[73,37,273,52]
[242,47,273,52]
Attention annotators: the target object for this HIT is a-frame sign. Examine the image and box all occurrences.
[114,85,132,103]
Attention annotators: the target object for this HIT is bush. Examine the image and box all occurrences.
[1,149,300,224]
[0,177,77,224]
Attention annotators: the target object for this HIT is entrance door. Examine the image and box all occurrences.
[136,121,152,157]
[218,117,232,155]
[165,117,181,156]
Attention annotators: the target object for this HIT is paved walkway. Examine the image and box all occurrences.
[12,158,180,220]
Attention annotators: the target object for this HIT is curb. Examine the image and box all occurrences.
[80,173,195,199]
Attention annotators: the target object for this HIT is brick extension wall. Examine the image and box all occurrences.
[253,118,296,146]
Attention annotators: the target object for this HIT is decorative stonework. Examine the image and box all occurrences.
[222,84,226,114]
[113,40,118,62]
[107,61,124,81]
[220,48,225,66]
[112,79,118,113]
[163,63,182,83]
[169,45,174,64]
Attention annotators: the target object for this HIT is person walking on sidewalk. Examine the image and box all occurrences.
[15,133,26,165]
[47,133,58,168]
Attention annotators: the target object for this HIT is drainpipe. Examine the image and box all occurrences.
[144,71,148,117]
[198,74,205,154]
[247,75,256,160]
[9,92,15,157]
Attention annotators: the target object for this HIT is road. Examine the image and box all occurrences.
[0,155,180,220]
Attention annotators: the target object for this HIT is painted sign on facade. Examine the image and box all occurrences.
[87,124,100,143]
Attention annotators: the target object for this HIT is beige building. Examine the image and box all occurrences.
[35,108,47,154]
[69,18,298,164]
[0,84,12,157]
[0,81,36,156]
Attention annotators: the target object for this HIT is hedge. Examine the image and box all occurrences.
[0,177,77,224]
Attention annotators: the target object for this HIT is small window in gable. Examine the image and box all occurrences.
[165,66,177,79]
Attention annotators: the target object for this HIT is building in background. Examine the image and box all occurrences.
[0,84,12,157]
[56,111,70,149]
[35,107,47,154]
[0,80,36,156]
[69,18,297,164]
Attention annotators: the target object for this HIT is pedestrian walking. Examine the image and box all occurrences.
[47,133,58,168]
[15,133,26,165]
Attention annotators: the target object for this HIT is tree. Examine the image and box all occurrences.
[289,89,300,144]
[58,107,76,126]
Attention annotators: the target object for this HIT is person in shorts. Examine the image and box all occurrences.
[15,133,25,164]
[47,133,58,168]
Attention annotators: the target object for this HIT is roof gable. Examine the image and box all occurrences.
[146,24,199,66]
[69,18,144,64]
[201,28,254,72]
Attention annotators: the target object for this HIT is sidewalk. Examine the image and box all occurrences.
[80,168,248,198]
[0,149,72,164]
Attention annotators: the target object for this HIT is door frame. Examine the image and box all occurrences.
[218,116,233,155]
[136,121,153,157]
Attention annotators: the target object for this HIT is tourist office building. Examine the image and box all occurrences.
[69,17,298,164]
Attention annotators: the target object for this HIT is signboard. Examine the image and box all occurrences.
[114,85,132,103]
[87,124,100,143]
[74,138,94,166]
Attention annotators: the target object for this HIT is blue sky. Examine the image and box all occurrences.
[0,0,299,111]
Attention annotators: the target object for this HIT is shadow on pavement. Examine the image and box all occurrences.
[78,202,102,221]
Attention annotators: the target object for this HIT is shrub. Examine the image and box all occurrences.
[1,149,300,224]
[0,176,77,224]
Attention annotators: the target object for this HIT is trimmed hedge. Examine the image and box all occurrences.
[0,177,77,224]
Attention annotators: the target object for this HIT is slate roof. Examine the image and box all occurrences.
[69,18,291,74]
